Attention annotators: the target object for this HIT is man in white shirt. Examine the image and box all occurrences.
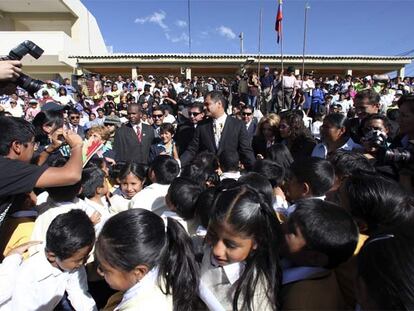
[130,155,180,216]
[276,66,297,111]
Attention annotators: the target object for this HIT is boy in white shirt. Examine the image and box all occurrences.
[8,210,97,311]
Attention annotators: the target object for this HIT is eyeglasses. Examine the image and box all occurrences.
[242,112,252,116]
[70,116,80,120]
[152,114,163,119]
[189,112,201,117]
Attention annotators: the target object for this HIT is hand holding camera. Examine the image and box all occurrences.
[0,60,22,81]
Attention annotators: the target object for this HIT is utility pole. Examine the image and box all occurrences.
[302,2,310,79]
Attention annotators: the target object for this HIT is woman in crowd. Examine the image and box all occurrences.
[252,114,281,159]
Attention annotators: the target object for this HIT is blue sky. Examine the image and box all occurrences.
[82,0,414,74]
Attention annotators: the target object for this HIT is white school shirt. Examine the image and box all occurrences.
[30,198,95,255]
[311,137,362,159]
[160,210,198,236]
[109,188,132,214]
[220,171,241,181]
[84,197,111,234]
[0,254,22,305]
[129,183,170,216]
[7,250,97,311]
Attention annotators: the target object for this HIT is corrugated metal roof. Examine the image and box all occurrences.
[69,53,413,61]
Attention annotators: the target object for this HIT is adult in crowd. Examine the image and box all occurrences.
[180,91,255,170]
[66,109,85,139]
[241,105,258,141]
[312,113,361,159]
[252,114,281,159]
[113,103,155,164]
[175,103,205,156]
[260,66,275,114]
[279,110,316,161]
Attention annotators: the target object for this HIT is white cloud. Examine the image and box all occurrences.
[135,10,168,31]
[217,26,236,40]
[165,32,189,44]
[175,20,187,28]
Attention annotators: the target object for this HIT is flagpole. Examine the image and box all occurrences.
[280,1,284,111]
[301,2,310,87]
[187,0,192,54]
[257,8,263,74]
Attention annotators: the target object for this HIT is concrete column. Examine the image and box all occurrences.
[185,67,192,80]
[131,67,138,80]
[398,67,405,78]
[345,69,353,76]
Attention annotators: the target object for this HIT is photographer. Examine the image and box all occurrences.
[0,60,22,81]
[0,117,84,227]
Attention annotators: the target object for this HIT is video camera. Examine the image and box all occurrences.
[0,40,45,95]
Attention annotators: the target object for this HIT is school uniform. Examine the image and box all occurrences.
[311,138,362,159]
[109,188,131,214]
[0,254,23,305]
[30,198,95,256]
[7,250,97,311]
[104,268,172,311]
[281,263,346,310]
[199,247,274,311]
[129,183,170,216]
[84,197,111,234]
[160,211,198,236]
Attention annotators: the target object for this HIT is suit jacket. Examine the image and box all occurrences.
[113,123,155,164]
[246,120,258,141]
[66,123,85,140]
[180,116,256,170]
[175,122,196,156]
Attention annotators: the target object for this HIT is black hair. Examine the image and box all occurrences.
[195,187,217,228]
[168,177,203,220]
[45,157,82,201]
[354,89,380,105]
[46,209,95,260]
[81,167,106,199]
[159,123,175,136]
[208,185,282,311]
[58,86,67,96]
[386,108,400,121]
[150,155,180,185]
[266,143,294,172]
[118,161,147,182]
[190,102,204,113]
[358,234,414,310]
[290,157,335,196]
[68,108,80,116]
[253,159,285,188]
[328,149,375,178]
[181,151,219,187]
[238,172,274,208]
[323,113,348,129]
[341,173,414,235]
[242,105,254,112]
[360,113,391,132]
[32,110,64,145]
[0,117,35,156]
[95,208,199,311]
[206,90,228,111]
[288,199,358,268]
[219,151,240,172]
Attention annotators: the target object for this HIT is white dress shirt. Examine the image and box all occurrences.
[129,183,170,216]
[311,137,362,159]
[0,254,23,305]
[213,114,227,148]
[7,250,97,311]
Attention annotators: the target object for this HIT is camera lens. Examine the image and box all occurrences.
[16,74,44,95]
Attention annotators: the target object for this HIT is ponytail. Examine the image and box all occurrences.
[159,217,200,311]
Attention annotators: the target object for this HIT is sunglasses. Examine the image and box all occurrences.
[70,116,80,120]
[152,114,163,119]
[189,112,201,117]
[242,112,252,116]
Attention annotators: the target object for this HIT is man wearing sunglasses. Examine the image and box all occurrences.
[151,107,165,137]
[175,103,205,156]
[66,109,85,139]
[241,105,257,141]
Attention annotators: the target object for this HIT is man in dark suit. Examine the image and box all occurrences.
[175,102,205,156]
[181,91,255,170]
[241,105,257,142]
[113,103,155,164]
[67,109,85,139]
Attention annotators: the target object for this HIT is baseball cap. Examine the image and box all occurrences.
[104,115,121,126]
